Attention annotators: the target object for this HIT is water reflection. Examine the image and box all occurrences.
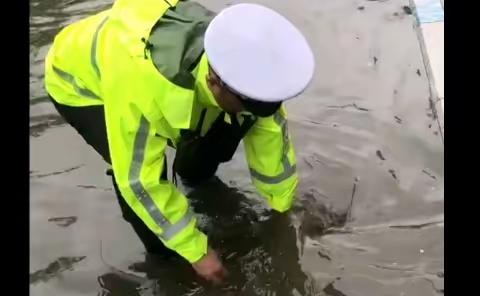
[97,177,312,295]
[30,1,444,295]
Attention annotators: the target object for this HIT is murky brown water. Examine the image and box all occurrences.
[30,0,444,295]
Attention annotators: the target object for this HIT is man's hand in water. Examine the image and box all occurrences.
[192,248,228,284]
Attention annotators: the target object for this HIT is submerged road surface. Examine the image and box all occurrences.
[30,0,444,295]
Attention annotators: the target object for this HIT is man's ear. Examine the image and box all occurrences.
[206,67,222,97]
[208,65,221,82]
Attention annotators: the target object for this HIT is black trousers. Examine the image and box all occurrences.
[50,97,229,258]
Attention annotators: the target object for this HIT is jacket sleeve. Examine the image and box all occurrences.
[242,105,299,212]
[107,107,207,263]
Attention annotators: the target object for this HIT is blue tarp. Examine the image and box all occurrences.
[414,0,444,23]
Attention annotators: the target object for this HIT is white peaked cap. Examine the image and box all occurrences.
[204,3,315,102]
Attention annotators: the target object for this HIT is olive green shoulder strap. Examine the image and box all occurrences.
[148,0,215,90]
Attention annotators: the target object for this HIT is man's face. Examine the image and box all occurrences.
[206,66,245,114]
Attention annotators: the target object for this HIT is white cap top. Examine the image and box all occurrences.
[204,3,315,102]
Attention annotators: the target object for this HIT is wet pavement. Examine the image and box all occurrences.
[30,0,444,295]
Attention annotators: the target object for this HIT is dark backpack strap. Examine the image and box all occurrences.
[195,108,208,134]
[231,113,257,138]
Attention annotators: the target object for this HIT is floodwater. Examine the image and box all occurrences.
[30,0,444,295]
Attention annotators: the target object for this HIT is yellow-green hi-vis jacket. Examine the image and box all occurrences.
[44,0,298,263]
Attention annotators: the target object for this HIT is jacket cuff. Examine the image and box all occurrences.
[162,216,208,263]
[255,175,298,213]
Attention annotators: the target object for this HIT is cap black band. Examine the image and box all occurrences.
[240,98,282,117]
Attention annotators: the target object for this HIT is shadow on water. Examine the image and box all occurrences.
[48,216,78,227]
[30,0,113,47]
[30,114,67,137]
[30,114,66,137]
[30,1,444,295]
[30,164,84,178]
[292,180,357,257]
[96,177,323,296]
[30,256,86,285]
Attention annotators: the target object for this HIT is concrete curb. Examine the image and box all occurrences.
[410,0,444,137]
